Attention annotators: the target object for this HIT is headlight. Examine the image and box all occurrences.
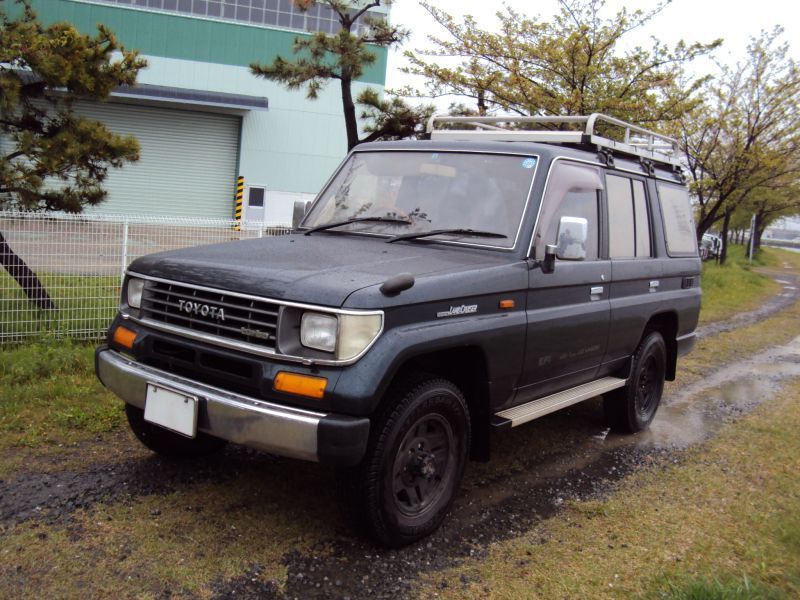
[300,312,338,353]
[299,311,383,360]
[127,278,145,309]
[337,314,382,361]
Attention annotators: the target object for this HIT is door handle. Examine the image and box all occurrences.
[590,286,604,296]
[649,280,660,292]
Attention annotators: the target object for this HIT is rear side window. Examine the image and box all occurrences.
[607,175,651,258]
[657,183,697,255]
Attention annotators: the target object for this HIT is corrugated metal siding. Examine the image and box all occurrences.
[28,0,388,86]
[74,102,240,218]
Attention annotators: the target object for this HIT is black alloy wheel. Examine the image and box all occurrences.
[634,352,660,421]
[389,413,456,519]
[339,376,470,547]
[604,331,666,433]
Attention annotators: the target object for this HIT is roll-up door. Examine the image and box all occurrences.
[75,101,240,219]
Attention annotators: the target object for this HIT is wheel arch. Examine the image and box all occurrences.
[386,346,492,462]
[642,311,679,381]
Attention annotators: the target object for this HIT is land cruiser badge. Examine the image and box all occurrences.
[436,304,478,318]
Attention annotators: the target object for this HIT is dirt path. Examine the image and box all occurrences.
[2,264,800,599]
[695,264,799,338]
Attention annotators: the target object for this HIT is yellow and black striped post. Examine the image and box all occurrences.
[234,176,244,231]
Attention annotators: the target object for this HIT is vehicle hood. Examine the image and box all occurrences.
[127,232,518,307]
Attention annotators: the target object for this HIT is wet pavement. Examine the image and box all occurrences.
[2,266,800,599]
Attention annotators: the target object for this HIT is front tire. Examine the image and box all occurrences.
[342,376,470,547]
[604,331,666,433]
[125,404,227,459]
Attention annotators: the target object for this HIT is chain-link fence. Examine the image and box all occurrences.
[0,211,291,343]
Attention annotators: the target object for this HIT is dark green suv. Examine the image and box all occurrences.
[96,114,701,546]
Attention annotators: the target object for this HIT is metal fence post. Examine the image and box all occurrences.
[121,218,129,285]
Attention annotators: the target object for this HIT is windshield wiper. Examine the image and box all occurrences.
[386,228,508,244]
[303,216,412,236]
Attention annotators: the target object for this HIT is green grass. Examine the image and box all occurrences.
[656,575,788,600]
[699,245,782,325]
[0,341,123,450]
[0,271,119,341]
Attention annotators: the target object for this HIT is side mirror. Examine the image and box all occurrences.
[555,216,588,261]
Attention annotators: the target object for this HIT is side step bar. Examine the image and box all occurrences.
[492,377,627,429]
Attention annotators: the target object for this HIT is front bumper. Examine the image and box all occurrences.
[95,347,370,466]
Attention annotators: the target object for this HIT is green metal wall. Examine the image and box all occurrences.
[18,0,388,222]
[27,0,388,86]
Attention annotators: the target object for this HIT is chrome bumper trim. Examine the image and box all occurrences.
[96,349,324,462]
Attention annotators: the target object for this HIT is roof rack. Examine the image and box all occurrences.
[426,113,681,168]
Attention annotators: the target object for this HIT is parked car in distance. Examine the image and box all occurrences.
[701,233,723,261]
[96,114,701,546]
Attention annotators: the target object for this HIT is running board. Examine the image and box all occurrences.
[492,377,627,429]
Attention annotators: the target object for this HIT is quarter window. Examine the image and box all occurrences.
[657,183,697,255]
[607,175,651,258]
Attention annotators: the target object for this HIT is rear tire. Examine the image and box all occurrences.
[604,331,666,433]
[125,404,227,459]
[340,376,470,547]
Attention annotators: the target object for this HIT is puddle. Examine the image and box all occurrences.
[645,336,800,449]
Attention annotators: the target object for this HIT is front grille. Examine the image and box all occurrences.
[140,279,279,351]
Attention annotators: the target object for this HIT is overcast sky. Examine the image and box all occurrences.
[386,0,800,107]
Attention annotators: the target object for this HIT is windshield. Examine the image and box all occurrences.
[302,151,537,248]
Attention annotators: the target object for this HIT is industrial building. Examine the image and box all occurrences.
[27,0,389,224]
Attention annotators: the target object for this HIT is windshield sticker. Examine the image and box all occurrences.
[431,153,439,160]
[522,158,537,169]
[436,304,478,318]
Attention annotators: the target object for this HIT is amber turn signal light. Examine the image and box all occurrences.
[499,299,516,309]
[274,372,327,399]
[113,325,137,349]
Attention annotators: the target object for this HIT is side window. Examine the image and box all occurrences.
[657,183,697,255]
[535,161,603,260]
[607,175,652,258]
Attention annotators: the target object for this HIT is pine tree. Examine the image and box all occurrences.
[251,0,428,151]
[0,0,145,309]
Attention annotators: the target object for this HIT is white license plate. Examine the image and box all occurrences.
[144,384,198,438]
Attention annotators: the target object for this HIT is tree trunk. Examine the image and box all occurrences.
[719,209,732,265]
[754,213,767,254]
[695,197,727,241]
[0,230,57,311]
[340,74,360,151]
